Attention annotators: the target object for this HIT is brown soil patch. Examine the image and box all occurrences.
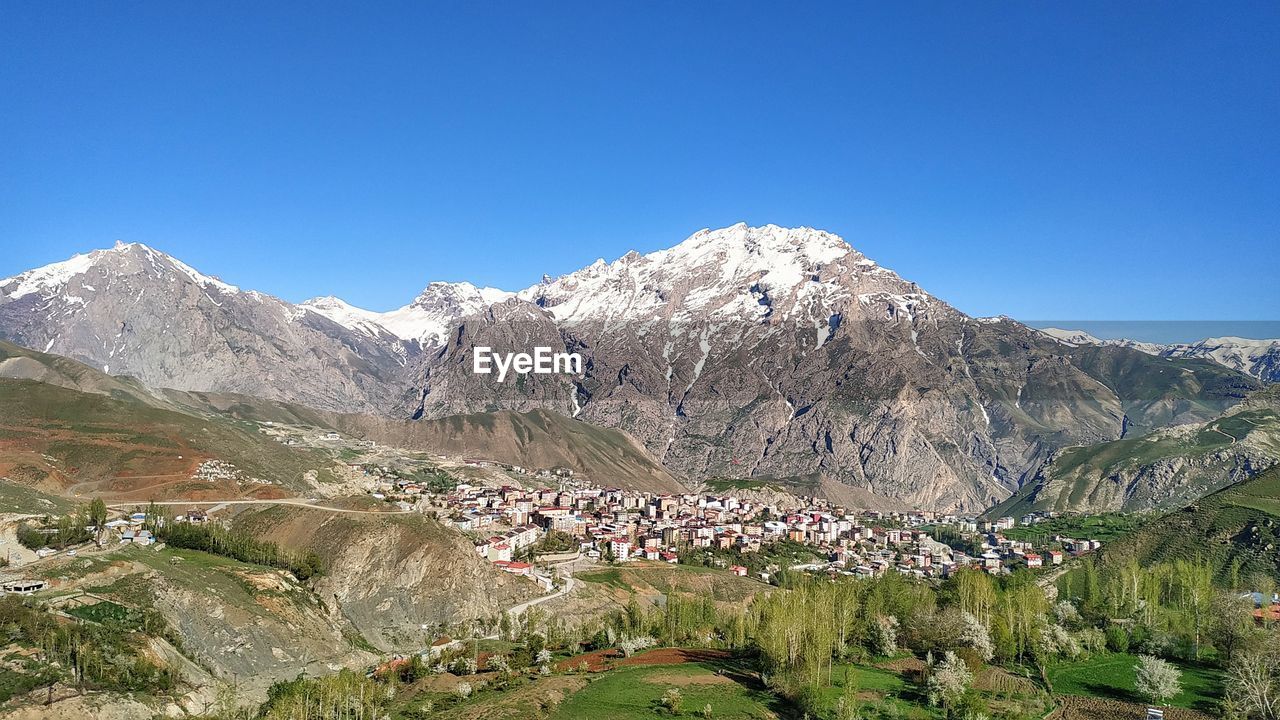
[445,674,589,720]
[554,648,617,672]
[1050,695,1216,720]
[973,666,1039,695]
[876,655,927,681]
[555,646,732,673]
[410,671,499,694]
[620,648,731,666]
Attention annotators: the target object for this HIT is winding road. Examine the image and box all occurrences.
[105,498,416,515]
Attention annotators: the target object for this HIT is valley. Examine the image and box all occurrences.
[5,1,1278,715]
[0,227,1276,719]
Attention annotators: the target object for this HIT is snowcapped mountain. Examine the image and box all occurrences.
[0,242,414,413]
[0,227,1263,510]
[520,224,863,326]
[414,224,1259,510]
[1168,337,1280,382]
[1039,328,1280,383]
[305,282,513,348]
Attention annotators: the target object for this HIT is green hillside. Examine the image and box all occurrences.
[1065,345,1262,433]
[990,387,1280,516]
[1103,464,1280,584]
[0,345,342,499]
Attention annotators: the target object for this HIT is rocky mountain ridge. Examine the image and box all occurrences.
[407,224,1260,510]
[1,226,1264,510]
[1039,327,1280,383]
[989,385,1280,515]
[0,242,416,413]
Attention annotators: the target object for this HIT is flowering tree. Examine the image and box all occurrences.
[619,635,656,657]
[874,615,900,656]
[926,651,973,709]
[959,611,994,661]
[1135,655,1181,704]
[1225,640,1280,720]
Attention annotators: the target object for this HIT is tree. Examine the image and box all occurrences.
[618,635,654,657]
[835,667,862,720]
[1225,639,1280,720]
[926,651,973,710]
[87,499,107,541]
[1171,558,1213,659]
[1135,655,1181,705]
[959,611,994,662]
[1105,625,1130,653]
[874,615,899,656]
[1211,591,1257,665]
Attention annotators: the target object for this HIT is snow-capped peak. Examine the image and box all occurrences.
[300,295,393,337]
[382,281,514,345]
[1037,327,1103,345]
[304,282,515,347]
[0,241,239,300]
[407,281,514,311]
[0,251,96,300]
[516,223,880,325]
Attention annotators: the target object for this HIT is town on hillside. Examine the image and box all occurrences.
[354,458,1104,584]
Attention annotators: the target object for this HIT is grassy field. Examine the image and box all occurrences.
[0,478,76,514]
[1048,653,1223,712]
[574,561,768,605]
[999,514,1148,544]
[550,663,781,720]
[812,663,941,719]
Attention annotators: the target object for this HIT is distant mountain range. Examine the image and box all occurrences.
[1038,328,1280,383]
[2,225,1270,511]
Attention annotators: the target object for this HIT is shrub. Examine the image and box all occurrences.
[1076,627,1106,654]
[1105,625,1130,653]
[660,687,683,714]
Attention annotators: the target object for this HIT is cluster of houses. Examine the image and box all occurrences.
[426,482,1105,581]
[102,511,160,546]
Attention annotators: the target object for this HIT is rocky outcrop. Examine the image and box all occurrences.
[233,506,541,650]
[329,408,684,494]
[993,386,1280,514]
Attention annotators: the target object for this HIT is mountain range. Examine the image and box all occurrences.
[1039,327,1280,384]
[2,225,1271,511]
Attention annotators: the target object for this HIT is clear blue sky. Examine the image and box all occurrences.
[2,2,1276,318]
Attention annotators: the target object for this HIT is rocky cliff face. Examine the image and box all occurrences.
[409,224,1258,511]
[233,506,541,651]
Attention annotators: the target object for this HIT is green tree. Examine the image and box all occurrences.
[87,498,107,541]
